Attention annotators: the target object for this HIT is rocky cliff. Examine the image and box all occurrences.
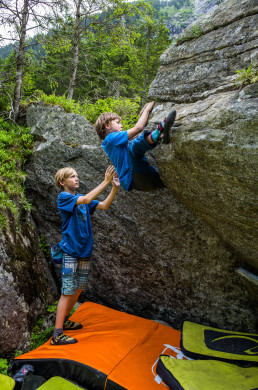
[0,215,58,357]
[148,0,258,271]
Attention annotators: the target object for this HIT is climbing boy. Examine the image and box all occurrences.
[95,102,176,191]
[52,165,120,345]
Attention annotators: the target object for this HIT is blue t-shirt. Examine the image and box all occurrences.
[102,131,133,191]
[57,191,99,258]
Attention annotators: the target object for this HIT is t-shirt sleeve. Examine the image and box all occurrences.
[105,131,128,146]
[88,200,100,215]
[57,192,81,213]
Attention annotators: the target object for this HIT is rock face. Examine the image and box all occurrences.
[149,0,258,271]
[194,0,225,15]
[0,215,58,357]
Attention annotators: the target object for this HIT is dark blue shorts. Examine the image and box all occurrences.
[128,132,164,191]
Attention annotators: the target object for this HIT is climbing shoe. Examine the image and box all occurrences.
[158,109,176,144]
[50,333,78,345]
[63,319,83,331]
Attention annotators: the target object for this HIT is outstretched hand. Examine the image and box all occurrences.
[105,165,115,183]
[139,101,155,118]
[112,172,120,189]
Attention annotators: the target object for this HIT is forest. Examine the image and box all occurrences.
[0,0,193,119]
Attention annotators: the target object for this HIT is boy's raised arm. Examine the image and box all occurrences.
[126,101,154,140]
[97,172,120,210]
[76,166,115,205]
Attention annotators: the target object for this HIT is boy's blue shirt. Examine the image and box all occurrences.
[57,191,99,258]
[102,131,132,191]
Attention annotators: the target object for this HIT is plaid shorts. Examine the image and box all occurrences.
[61,253,91,295]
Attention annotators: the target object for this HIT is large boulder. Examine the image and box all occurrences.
[149,0,258,103]
[24,99,257,333]
[0,215,58,357]
[148,0,258,271]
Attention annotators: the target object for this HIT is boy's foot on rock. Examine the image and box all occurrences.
[63,319,83,331]
[50,333,78,345]
[158,109,176,144]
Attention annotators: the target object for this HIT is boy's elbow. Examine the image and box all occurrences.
[83,196,91,204]
[98,202,109,210]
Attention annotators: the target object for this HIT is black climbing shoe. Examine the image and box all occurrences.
[63,319,83,331]
[50,333,78,345]
[158,109,176,144]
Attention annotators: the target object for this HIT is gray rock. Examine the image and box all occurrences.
[150,91,258,271]
[0,216,58,357]
[24,101,257,333]
[149,0,258,103]
[194,0,227,16]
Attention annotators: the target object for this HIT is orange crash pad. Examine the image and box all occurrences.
[11,302,191,389]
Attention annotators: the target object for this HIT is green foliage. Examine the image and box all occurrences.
[0,118,33,229]
[84,97,141,128]
[14,350,23,358]
[235,64,258,87]
[46,301,59,313]
[176,23,203,45]
[0,358,9,375]
[159,5,177,18]
[27,92,141,129]
[30,323,55,350]
[38,234,51,258]
[26,92,84,114]
[29,302,58,350]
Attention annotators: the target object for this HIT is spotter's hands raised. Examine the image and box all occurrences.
[112,172,120,189]
[105,165,115,184]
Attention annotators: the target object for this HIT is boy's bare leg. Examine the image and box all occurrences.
[66,289,83,317]
[55,294,72,328]
[51,294,78,345]
[145,133,158,145]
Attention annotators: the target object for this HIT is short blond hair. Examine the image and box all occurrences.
[55,167,76,189]
[95,112,121,140]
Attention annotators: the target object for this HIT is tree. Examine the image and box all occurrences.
[46,0,151,99]
[0,0,61,120]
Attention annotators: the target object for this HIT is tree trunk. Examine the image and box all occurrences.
[67,0,83,100]
[12,0,29,120]
[142,25,150,107]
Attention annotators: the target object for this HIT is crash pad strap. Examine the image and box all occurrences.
[157,355,258,390]
[181,321,258,363]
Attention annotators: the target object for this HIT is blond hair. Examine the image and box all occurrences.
[55,167,76,190]
[95,112,121,140]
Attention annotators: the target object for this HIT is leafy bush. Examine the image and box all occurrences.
[83,97,141,129]
[26,92,141,130]
[0,358,9,375]
[0,118,33,229]
[235,64,258,87]
[38,234,51,259]
[29,302,58,350]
